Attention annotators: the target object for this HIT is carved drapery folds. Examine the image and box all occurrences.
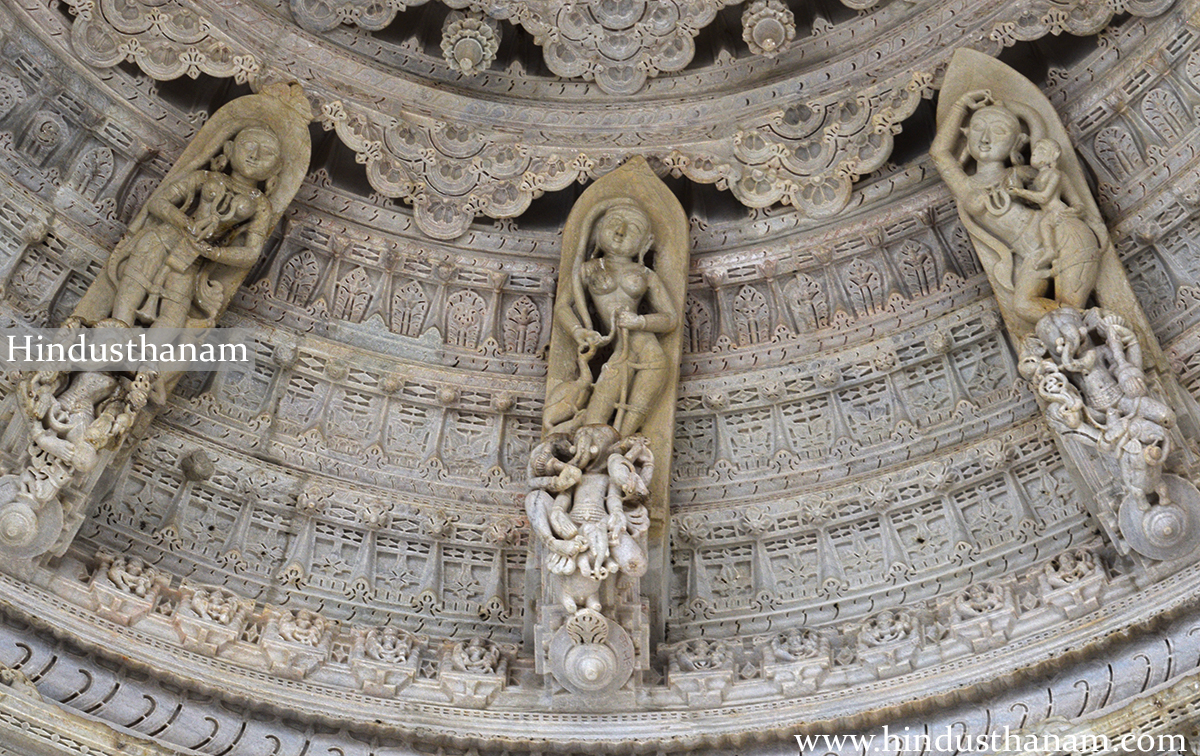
[932,50,1200,564]
[0,84,312,563]
[527,157,687,700]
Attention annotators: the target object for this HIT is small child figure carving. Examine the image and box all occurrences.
[1010,138,1081,280]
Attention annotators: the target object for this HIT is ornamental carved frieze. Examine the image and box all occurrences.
[51,0,1172,239]
[287,0,885,95]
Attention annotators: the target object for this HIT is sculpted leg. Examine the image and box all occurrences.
[584,360,624,427]
[618,338,668,437]
[1052,219,1102,309]
[1013,263,1057,328]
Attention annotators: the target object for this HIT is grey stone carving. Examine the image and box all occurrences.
[529,157,687,700]
[0,331,153,558]
[288,0,809,94]
[742,0,795,58]
[261,607,333,680]
[1020,307,1200,560]
[173,583,254,656]
[934,49,1200,563]
[2,0,1200,753]
[64,0,1170,239]
[0,83,312,563]
[441,11,501,76]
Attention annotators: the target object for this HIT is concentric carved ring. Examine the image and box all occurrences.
[548,613,635,696]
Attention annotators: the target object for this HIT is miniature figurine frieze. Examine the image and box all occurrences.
[855,609,922,678]
[663,638,735,706]
[88,551,169,626]
[261,608,333,680]
[762,628,831,695]
[0,663,41,701]
[0,83,312,564]
[530,157,688,701]
[439,637,513,708]
[174,583,254,656]
[350,625,424,698]
[1035,547,1107,619]
[933,49,1200,564]
[943,581,1018,653]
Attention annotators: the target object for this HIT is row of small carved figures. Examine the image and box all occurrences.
[76,545,1114,697]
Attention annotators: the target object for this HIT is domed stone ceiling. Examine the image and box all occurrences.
[0,0,1197,754]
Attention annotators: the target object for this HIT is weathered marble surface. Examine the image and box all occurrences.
[0,0,1192,753]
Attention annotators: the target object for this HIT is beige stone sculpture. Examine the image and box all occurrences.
[75,83,311,333]
[530,157,687,700]
[0,84,312,562]
[931,50,1155,349]
[933,50,1200,563]
[545,202,679,440]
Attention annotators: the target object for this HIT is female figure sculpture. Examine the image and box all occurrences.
[0,84,312,563]
[545,199,677,439]
[74,81,312,335]
[931,49,1155,349]
[531,158,687,695]
[933,50,1199,564]
[931,90,1101,333]
[109,125,283,328]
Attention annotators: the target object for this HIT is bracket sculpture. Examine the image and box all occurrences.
[933,49,1200,563]
[526,157,688,701]
[0,83,312,562]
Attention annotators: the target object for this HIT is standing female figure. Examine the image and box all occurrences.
[931,89,1102,333]
[547,198,678,438]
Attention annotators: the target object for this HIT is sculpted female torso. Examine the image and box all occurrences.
[111,126,282,329]
[931,91,1102,331]
[551,201,677,438]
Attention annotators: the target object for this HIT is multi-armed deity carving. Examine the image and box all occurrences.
[0,84,312,561]
[526,157,687,700]
[933,49,1200,562]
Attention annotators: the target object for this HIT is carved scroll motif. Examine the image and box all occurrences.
[0,84,312,562]
[527,157,687,699]
[932,50,1200,563]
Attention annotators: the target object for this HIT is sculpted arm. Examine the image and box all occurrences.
[641,272,678,333]
[1011,170,1062,206]
[555,261,607,348]
[200,198,274,269]
[613,271,677,333]
[554,293,588,342]
[145,171,206,231]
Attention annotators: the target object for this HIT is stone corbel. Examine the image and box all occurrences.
[0,84,312,566]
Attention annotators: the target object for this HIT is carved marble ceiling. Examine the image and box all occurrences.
[64,0,1168,237]
[0,0,1199,754]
